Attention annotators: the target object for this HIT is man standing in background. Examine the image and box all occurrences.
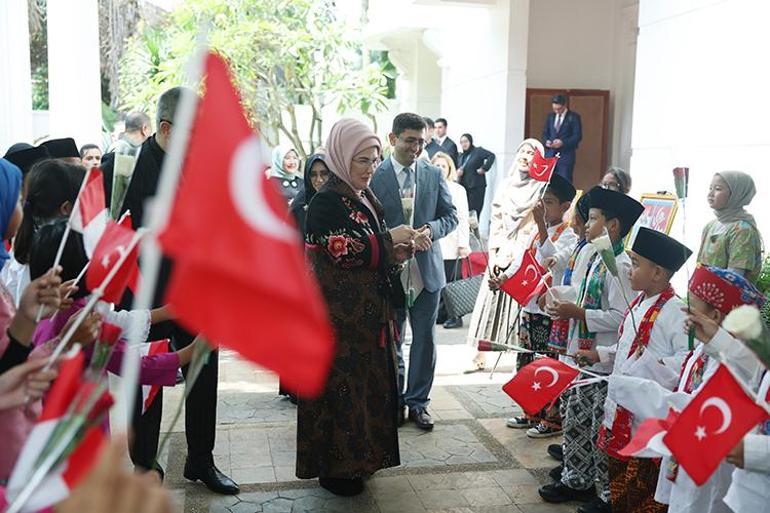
[541,94,582,183]
[426,117,459,166]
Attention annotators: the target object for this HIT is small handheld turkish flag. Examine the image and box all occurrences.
[529,148,558,182]
[85,220,140,304]
[70,167,108,257]
[503,358,579,415]
[663,364,769,485]
[117,212,140,292]
[618,409,678,459]
[501,251,547,305]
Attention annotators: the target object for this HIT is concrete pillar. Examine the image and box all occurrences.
[47,0,103,148]
[0,0,34,153]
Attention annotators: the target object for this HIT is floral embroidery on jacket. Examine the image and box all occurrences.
[327,235,349,259]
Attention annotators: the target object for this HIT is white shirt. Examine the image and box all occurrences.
[534,227,579,298]
[565,249,632,373]
[554,109,569,130]
[724,372,770,513]
[599,292,689,429]
[503,223,578,315]
[391,155,415,193]
[0,257,30,307]
[437,135,447,146]
[439,182,470,260]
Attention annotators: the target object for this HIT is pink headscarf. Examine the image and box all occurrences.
[325,118,382,219]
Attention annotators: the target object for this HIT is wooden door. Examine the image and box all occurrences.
[525,89,609,193]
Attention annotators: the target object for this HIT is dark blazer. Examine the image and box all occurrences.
[541,110,582,160]
[369,157,458,293]
[425,137,459,166]
[458,146,495,190]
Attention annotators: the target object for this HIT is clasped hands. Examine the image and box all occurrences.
[389,224,432,263]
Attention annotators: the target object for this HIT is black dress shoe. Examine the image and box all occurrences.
[547,443,564,461]
[443,317,463,329]
[319,477,364,496]
[577,497,612,513]
[549,464,563,481]
[398,406,407,427]
[538,482,596,503]
[409,408,434,431]
[184,461,240,495]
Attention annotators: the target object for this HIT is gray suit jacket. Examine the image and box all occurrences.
[370,157,458,293]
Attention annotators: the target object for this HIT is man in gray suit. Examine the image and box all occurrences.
[370,113,458,430]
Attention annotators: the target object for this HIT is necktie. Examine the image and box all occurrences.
[401,167,414,198]
[554,114,563,133]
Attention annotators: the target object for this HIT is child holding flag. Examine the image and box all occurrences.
[539,186,644,511]
[610,265,766,513]
[585,227,692,513]
[489,174,578,437]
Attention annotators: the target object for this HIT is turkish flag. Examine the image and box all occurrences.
[117,212,140,292]
[157,52,334,398]
[501,251,547,305]
[529,148,558,182]
[618,409,678,458]
[70,167,108,257]
[503,357,580,415]
[663,364,769,485]
[85,220,140,304]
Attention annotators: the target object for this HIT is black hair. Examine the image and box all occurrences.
[15,160,84,265]
[79,144,100,158]
[423,117,435,129]
[552,94,567,105]
[392,113,427,136]
[435,117,448,127]
[29,219,89,298]
[597,208,633,237]
[460,133,474,146]
[544,186,572,204]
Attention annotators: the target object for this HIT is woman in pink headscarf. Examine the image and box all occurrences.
[296,119,416,496]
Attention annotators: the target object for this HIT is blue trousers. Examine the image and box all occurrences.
[396,289,440,412]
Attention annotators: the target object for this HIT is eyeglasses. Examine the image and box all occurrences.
[601,182,620,192]
[352,157,381,168]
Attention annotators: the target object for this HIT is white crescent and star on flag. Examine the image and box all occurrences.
[694,397,732,441]
[531,365,560,391]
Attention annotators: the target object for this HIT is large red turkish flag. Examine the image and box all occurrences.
[501,251,547,305]
[85,220,140,304]
[529,148,558,182]
[157,52,334,398]
[663,364,769,485]
[503,358,579,415]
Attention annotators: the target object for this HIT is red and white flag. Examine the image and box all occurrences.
[529,149,558,182]
[663,364,769,485]
[85,220,141,304]
[501,251,548,305]
[618,409,678,458]
[5,351,105,513]
[157,52,334,398]
[70,167,108,257]
[117,211,140,292]
[139,339,170,414]
[503,357,579,415]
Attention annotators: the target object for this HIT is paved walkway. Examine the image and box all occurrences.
[157,325,572,513]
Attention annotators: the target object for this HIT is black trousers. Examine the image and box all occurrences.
[129,321,219,470]
[465,186,486,218]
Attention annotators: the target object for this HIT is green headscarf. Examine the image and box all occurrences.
[270,145,298,180]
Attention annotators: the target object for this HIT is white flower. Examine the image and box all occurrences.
[591,233,613,252]
[723,305,763,341]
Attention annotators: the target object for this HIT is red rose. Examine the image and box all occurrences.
[99,322,123,346]
[327,235,349,259]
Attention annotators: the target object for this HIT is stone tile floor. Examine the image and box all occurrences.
[156,325,577,513]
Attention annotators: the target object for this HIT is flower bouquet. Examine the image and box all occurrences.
[723,304,770,370]
[110,144,141,219]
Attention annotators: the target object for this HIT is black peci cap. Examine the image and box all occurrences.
[41,137,80,159]
[545,174,577,203]
[588,187,644,237]
[631,227,692,272]
[4,145,51,176]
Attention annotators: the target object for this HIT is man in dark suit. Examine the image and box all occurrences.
[425,117,459,166]
[370,113,458,431]
[101,87,239,495]
[541,94,582,183]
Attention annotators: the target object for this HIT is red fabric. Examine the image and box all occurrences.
[500,251,547,305]
[76,168,105,227]
[39,351,85,422]
[157,52,334,399]
[689,264,751,316]
[502,357,579,415]
[663,364,769,485]
[85,220,139,304]
[461,252,487,278]
[529,148,558,182]
[61,425,105,488]
[117,213,140,292]
[618,409,678,458]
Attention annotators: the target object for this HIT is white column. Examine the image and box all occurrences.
[0,0,34,153]
[47,0,102,148]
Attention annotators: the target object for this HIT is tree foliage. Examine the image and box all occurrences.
[119,0,392,157]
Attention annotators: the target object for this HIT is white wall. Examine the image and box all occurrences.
[527,0,638,172]
[631,0,770,287]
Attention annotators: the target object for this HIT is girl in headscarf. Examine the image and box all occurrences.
[268,145,302,205]
[289,153,330,239]
[465,138,547,372]
[296,119,415,497]
[698,171,762,282]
